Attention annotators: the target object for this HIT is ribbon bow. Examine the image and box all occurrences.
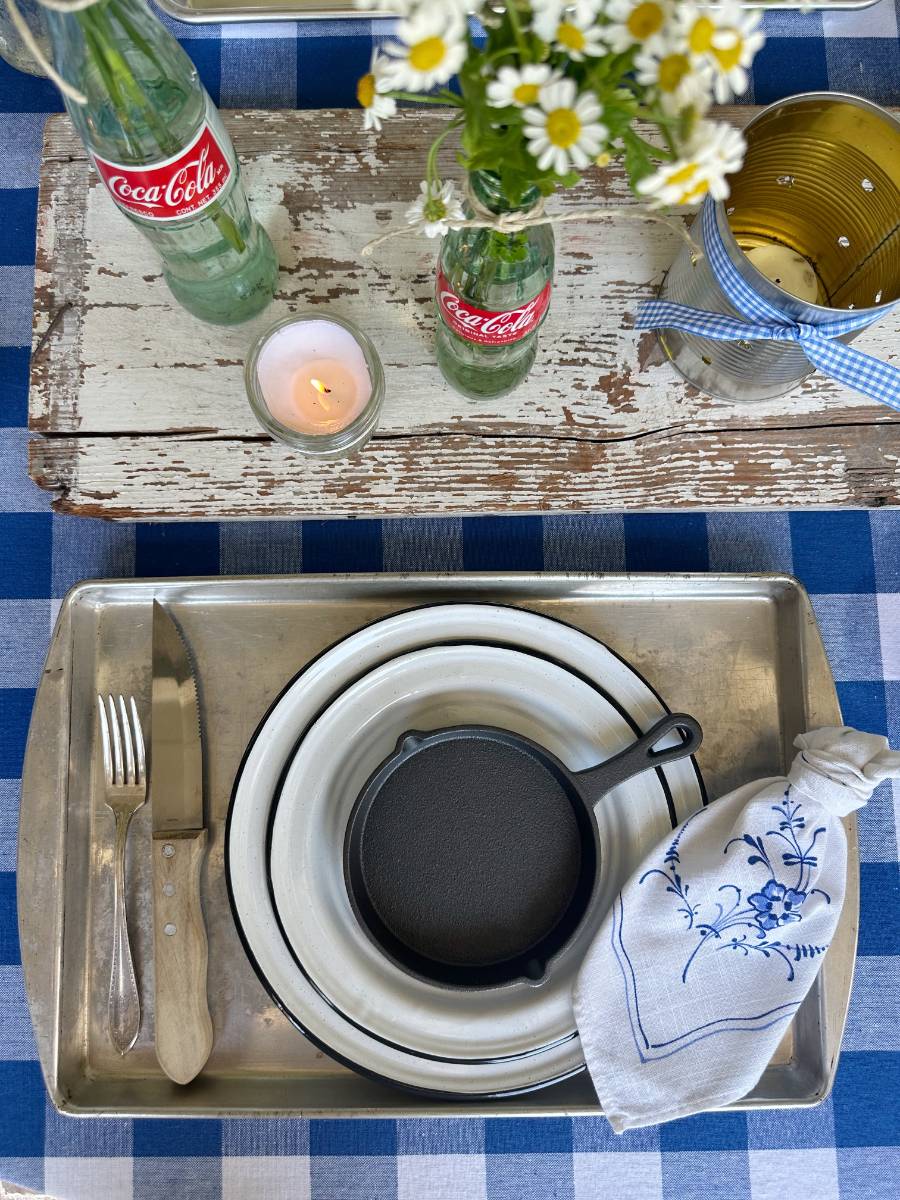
[636,198,900,410]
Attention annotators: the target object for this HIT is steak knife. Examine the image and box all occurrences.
[151,600,213,1085]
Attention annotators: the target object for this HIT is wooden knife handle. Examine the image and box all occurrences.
[152,830,213,1085]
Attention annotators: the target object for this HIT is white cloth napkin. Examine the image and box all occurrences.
[573,727,900,1132]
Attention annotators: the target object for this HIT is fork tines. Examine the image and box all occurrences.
[96,694,146,788]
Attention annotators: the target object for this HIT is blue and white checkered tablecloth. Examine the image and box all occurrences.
[1,3,899,1197]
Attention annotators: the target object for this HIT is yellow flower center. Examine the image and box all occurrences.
[677,178,711,205]
[423,196,448,222]
[556,21,587,53]
[357,73,376,109]
[595,151,612,167]
[712,36,744,72]
[666,161,701,187]
[409,36,447,73]
[546,107,582,149]
[657,53,690,93]
[513,81,540,105]
[688,16,716,54]
[626,3,664,41]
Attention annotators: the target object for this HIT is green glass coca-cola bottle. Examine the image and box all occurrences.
[46,0,278,325]
[435,171,555,399]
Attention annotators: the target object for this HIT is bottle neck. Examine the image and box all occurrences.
[468,171,541,217]
[47,0,203,162]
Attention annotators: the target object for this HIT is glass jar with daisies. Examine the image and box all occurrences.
[356,0,764,400]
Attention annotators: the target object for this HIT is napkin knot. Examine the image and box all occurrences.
[787,727,900,816]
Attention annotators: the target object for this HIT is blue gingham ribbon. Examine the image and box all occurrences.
[636,197,900,410]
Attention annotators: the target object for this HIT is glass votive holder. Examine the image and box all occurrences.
[245,313,385,459]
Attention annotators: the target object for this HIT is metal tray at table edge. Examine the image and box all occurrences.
[154,0,879,22]
[17,572,857,1118]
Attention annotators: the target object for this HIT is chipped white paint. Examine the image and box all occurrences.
[29,107,900,520]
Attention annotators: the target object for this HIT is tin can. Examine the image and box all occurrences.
[657,93,900,402]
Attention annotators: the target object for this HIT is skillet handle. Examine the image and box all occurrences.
[574,713,703,806]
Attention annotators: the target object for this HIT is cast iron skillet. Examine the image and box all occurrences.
[344,712,702,990]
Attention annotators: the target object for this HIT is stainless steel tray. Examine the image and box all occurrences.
[19,573,857,1117]
[155,0,878,23]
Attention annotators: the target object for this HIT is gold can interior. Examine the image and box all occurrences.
[726,96,900,311]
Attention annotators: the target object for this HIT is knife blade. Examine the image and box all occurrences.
[151,600,213,1085]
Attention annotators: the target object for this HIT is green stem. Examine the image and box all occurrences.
[83,5,177,154]
[386,89,463,106]
[108,0,168,82]
[506,3,529,60]
[425,115,464,189]
[78,15,140,157]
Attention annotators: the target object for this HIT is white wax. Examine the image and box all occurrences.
[256,319,373,434]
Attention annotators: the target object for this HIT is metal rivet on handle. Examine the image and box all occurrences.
[163,882,175,896]
[164,923,176,936]
[162,843,175,858]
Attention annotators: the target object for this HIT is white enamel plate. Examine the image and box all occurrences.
[226,604,705,1096]
[268,643,676,1064]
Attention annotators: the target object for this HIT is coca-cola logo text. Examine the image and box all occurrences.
[93,123,232,222]
[436,270,551,346]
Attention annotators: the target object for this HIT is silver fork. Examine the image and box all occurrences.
[97,694,147,1055]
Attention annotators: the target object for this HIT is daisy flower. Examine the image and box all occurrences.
[357,52,397,132]
[380,6,467,93]
[634,46,714,115]
[523,78,609,176]
[487,64,561,109]
[406,179,466,238]
[603,0,670,56]
[551,9,607,60]
[530,0,564,42]
[678,1,765,102]
[636,120,746,207]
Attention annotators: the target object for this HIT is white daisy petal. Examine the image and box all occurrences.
[486,63,561,109]
[523,82,609,178]
[604,0,671,56]
[637,120,747,208]
[380,6,468,93]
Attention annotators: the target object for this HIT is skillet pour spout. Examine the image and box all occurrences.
[344,713,702,991]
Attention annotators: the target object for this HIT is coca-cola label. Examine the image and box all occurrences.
[92,121,232,222]
[436,270,551,346]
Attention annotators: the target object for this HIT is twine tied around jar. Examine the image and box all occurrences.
[4,0,100,104]
[360,179,703,261]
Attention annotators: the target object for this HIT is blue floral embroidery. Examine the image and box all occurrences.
[640,788,831,983]
[748,879,806,931]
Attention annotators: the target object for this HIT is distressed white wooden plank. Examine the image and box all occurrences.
[29,423,900,520]
[29,107,900,519]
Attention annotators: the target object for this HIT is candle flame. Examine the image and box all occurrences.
[309,376,332,412]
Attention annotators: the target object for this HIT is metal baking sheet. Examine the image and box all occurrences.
[154,0,877,24]
[19,573,856,1117]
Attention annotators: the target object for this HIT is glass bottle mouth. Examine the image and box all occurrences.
[469,170,541,216]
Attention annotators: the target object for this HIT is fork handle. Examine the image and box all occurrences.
[108,806,141,1055]
[152,830,213,1085]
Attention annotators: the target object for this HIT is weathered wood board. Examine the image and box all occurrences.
[29,107,900,520]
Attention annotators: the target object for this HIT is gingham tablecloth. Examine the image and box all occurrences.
[1,4,899,1198]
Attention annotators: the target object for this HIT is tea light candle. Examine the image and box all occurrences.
[246,315,384,458]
